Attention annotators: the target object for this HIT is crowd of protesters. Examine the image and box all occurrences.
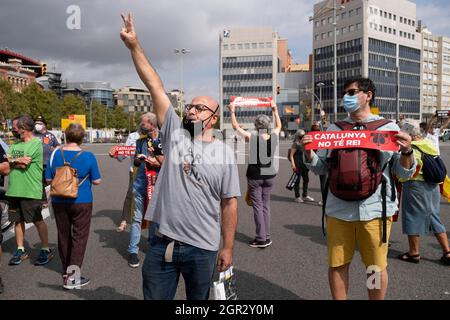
[1,12,450,300]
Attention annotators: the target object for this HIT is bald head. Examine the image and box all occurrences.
[191,96,219,114]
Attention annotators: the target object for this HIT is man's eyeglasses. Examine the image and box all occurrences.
[185,104,217,113]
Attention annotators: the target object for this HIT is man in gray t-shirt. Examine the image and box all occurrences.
[120,12,240,300]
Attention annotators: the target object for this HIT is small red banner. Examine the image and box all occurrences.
[112,146,136,156]
[305,130,399,151]
[231,96,272,108]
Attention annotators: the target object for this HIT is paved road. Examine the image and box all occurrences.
[1,141,450,300]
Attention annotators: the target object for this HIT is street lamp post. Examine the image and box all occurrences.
[174,48,190,115]
[316,82,325,123]
[333,0,338,122]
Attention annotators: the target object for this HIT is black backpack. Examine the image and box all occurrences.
[412,146,447,184]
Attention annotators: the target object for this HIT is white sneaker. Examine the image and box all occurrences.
[318,200,323,206]
[303,196,315,202]
[294,197,304,203]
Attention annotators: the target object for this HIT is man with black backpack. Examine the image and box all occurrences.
[301,78,416,300]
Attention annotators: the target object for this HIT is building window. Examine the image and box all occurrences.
[266,42,272,48]
[389,28,392,34]
[356,7,361,15]
[328,31,333,37]
[252,43,257,49]
[230,44,235,50]
[400,17,403,23]
[356,23,362,30]
[321,19,326,25]
[342,27,347,34]
[245,43,250,49]
[328,17,333,24]
[393,14,396,21]
[384,26,387,32]
[370,7,373,14]
[341,12,347,19]
[259,42,264,48]
[321,33,326,39]
[349,25,355,32]
[393,29,396,35]
[237,43,243,50]
[315,21,320,27]
[336,28,340,36]
[349,9,354,17]
[380,10,383,16]
[223,44,228,50]
[412,34,415,40]
[384,12,387,18]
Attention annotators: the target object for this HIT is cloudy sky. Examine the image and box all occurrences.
[1,0,449,101]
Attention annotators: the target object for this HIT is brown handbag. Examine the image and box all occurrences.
[50,149,88,198]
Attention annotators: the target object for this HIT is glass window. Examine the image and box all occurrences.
[230,44,235,50]
[349,25,355,32]
[321,33,326,39]
[328,31,333,37]
[384,12,387,18]
[349,9,354,17]
[259,42,264,48]
[384,26,387,32]
[341,12,347,19]
[342,27,347,34]
[223,44,228,50]
[315,21,320,27]
[237,43,243,50]
[393,29,396,35]
[266,42,272,48]
[380,10,383,16]
[393,14,396,21]
[357,23,362,30]
[356,7,361,15]
[244,43,250,49]
[389,13,392,19]
[370,7,373,14]
[412,34,415,41]
[252,43,257,49]
[328,17,333,24]
[389,28,392,34]
[321,19,326,25]
[336,28,340,36]
[400,17,403,23]
[374,8,378,15]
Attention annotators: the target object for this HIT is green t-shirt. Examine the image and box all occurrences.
[6,138,43,199]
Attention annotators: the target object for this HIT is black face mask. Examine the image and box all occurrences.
[182,119,204,139]
[12,131,21,139]
[139,126,150,135]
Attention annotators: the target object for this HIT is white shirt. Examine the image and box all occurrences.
[426,128,440,155]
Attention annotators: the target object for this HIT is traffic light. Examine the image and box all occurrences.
[41,63,47,76]
[276,85,281,95]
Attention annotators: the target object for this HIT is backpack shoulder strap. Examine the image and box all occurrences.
[68,150,84,166]
[334,121,354,131]
[364,119,392,131]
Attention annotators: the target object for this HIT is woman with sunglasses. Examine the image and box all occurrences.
[229,100,282,248]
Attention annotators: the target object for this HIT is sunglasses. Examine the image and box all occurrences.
[185,104,217,113]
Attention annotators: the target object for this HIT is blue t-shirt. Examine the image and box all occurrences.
[45,149,101,204]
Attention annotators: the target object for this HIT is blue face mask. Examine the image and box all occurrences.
[343,94,360,113]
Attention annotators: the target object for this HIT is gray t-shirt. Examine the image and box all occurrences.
[145,107,241,251]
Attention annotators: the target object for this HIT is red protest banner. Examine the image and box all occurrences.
[112,146,136,156]
[305,130,399,151]
[231,96,272,107]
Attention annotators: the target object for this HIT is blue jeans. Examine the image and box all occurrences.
[142,236,218,300]
[127,188,145,254]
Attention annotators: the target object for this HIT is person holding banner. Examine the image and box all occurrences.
[120,12,240,300]
[300,77,416,300]
[126,113,164,269]
[109,129,140,232]
[397,119,450,266]
[229,100,281,248]
[288,129,313,203]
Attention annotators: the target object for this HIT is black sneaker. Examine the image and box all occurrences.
[265,239,273,247]
[0,276,4,294]
[128,253,139,268]
[63,276,90,290]
[8,249,29,265]
[34,249,54,266]
[249,239,270,248]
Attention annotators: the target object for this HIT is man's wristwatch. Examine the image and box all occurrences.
[401,149,413,156]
